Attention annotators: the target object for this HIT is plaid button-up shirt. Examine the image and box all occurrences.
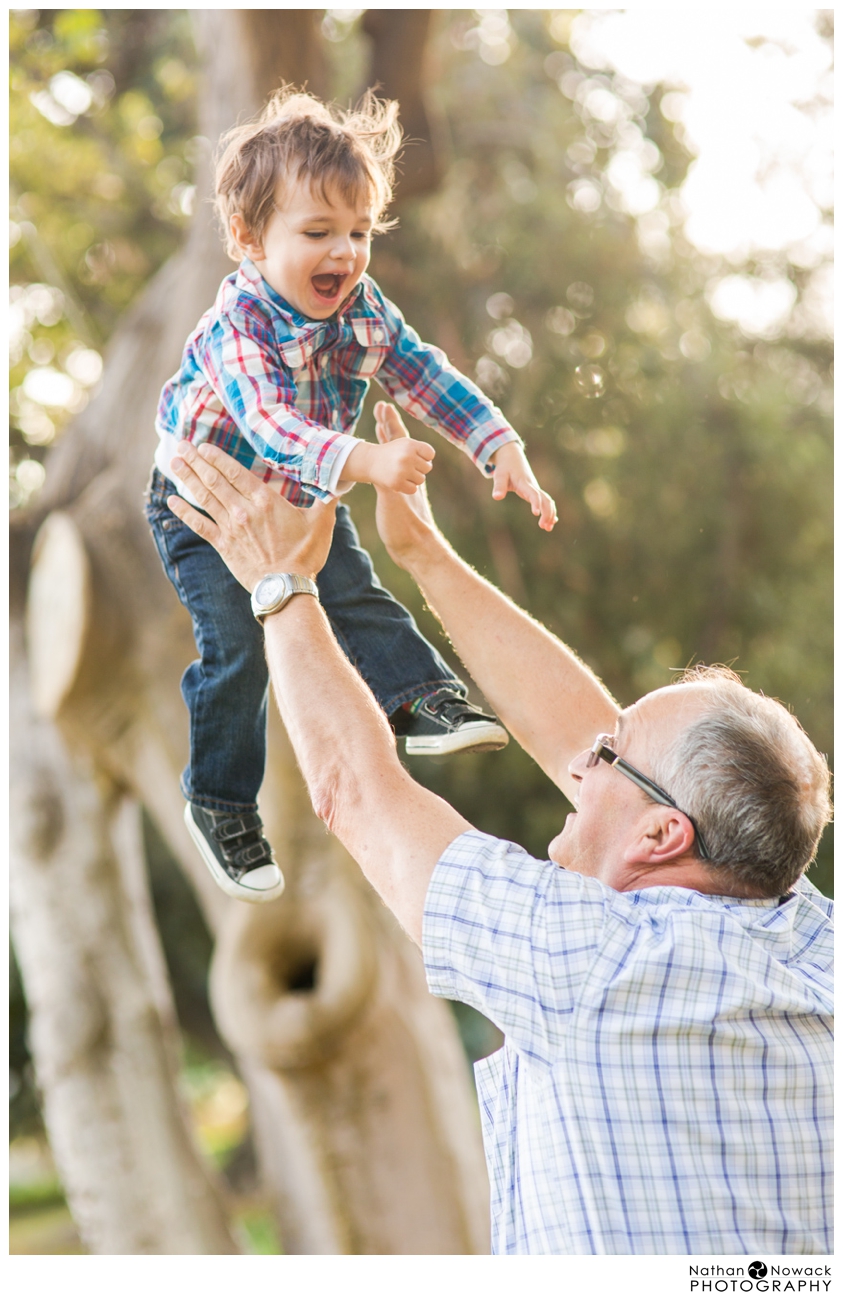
[155,260,521,506]
[424,830,833,1255]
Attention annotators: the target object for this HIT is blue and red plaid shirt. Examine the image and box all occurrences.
[155,259,522,507]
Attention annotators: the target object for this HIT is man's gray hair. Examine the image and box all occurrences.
[650,666,832,897]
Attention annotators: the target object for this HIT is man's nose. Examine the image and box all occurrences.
[568,747,590,782]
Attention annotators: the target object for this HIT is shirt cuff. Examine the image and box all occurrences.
[327,438,360,496]
[299,431,359,496]
[473,426,524,476]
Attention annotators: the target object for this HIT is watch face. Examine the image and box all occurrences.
[256,575,286,608]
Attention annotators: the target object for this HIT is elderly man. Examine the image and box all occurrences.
[167,404,832,1256]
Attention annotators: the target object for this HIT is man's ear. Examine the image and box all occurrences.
[230,214,263,261]
[623,808,697,866]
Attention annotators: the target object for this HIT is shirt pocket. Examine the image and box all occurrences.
[276,335,316,374]
[348,317,390,378]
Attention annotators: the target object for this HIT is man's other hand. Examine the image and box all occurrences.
[372,402,442,569]
[168,441,337,591]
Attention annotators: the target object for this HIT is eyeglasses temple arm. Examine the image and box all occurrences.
[610,756,676,807]
[611,756,712,862]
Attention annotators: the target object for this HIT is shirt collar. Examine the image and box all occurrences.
[338,277,368,315]
[236,258,368,329]
[622,881,803,938]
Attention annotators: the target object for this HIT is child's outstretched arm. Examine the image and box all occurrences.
[367,285,556,529]
[489,442,557,532]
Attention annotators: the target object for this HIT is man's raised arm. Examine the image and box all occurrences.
[373,403,618,801]
[166,441,470,946]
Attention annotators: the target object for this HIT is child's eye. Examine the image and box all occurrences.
[352,230,372,241]
[304,231,327,239]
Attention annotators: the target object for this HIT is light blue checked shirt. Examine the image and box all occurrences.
[423,830,833,1255]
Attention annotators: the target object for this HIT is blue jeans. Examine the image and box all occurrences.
[144,468,464,811]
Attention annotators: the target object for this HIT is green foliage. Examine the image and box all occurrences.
[233,1209,284,1255]
[9,1177,66,1214]
[352,10,832,893]
[10,9,198,501]
[9,945,41,1137]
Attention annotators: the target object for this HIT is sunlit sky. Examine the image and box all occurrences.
[568,8,833,338]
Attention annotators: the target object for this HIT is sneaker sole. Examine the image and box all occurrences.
[183,804,285,904]
[405,721,509,756]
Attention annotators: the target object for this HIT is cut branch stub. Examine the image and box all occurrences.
[26,511,92,720]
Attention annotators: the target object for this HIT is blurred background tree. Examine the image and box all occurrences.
[11,8,492,1257]
[359,9,833,883]
[10,7,832,1253]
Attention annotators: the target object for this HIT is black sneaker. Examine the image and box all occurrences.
[397,690,509,756]
[183,804,285,903]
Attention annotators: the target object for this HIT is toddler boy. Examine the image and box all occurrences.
[145,87,556,904]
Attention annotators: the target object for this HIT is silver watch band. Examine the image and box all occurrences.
[251,573,319,623]
[285,574,319,598]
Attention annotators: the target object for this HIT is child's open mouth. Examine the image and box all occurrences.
[311,273,346,301]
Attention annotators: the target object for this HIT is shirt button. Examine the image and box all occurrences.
[373,329,384,343]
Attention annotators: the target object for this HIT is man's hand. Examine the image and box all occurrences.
[342,434,435,494]
[372,402,442,569]
[167,440,337,591]
[489,442,557,532]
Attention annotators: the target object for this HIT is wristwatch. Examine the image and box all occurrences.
[250,573,319,623]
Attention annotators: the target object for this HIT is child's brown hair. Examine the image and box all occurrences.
[214,85,402,260]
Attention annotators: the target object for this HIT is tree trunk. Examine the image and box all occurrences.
[10,623,238,1255]
[361,10,448,200]
[11,9,490,1254]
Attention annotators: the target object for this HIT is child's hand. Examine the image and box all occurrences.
[489,442,557,532]
[372,438,436,494]
[344,434,435,495]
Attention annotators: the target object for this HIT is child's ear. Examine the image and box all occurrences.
[230,214,263,260]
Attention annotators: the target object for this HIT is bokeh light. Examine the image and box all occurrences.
[570,10,832,302]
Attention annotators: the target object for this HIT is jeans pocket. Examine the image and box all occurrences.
[145,487,190,533]
[144,501,171,528]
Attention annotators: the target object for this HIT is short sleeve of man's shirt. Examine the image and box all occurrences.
[423,829,609,1066]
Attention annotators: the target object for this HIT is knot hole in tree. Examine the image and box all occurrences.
[272,938,319,995]
[209,876,379,1069]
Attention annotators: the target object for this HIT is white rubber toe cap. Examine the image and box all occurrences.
[241,863,285,895]
[405,720,509,756]
[183,802,285,904]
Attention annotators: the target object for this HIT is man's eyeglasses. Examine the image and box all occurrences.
[586,734,711,862]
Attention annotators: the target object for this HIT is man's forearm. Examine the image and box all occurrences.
[401,533,618,798]
[262,596,470,944]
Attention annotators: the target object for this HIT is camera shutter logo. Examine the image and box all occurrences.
[748,1262,768,1279]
